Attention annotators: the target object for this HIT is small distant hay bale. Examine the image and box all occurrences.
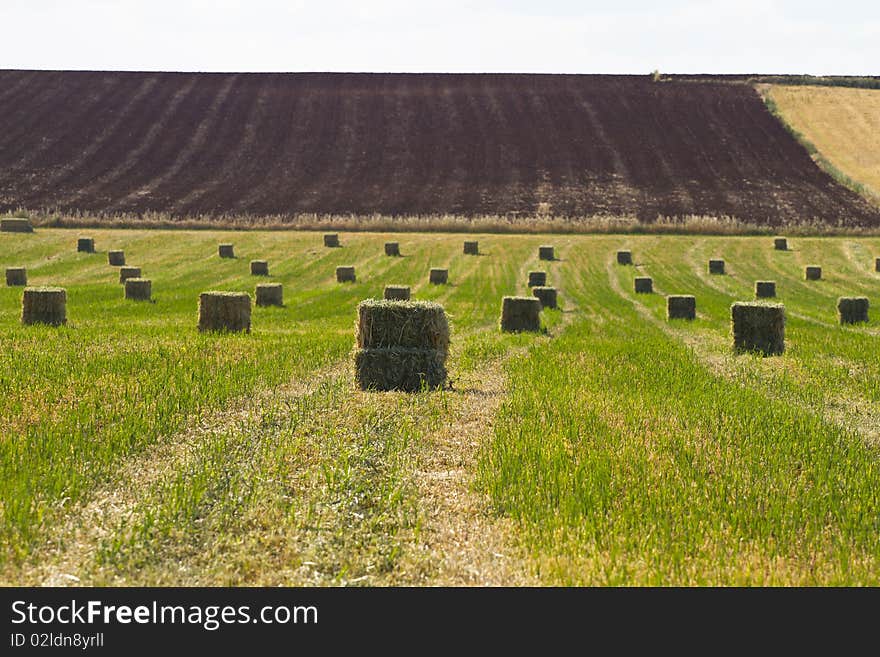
[323,233,340,247]
[532,286,558,309]
[198,291,251,333]
[384,285,411,301]
[124,278,152,301]
[875,257,880,273]
[119,266,141,284]
[355,348,448,392]
[108,250,125,266]
[774,237,788,251]
[708,259,725,275]
[21,287,66,326]
[538,245,555,261]
[336,266,356,283]
[0,218,33,233]
[250,260,269,276]
[805,265,822,281]
[429,268,448,285]
[527,271,547,287]
[731,302,785,356]
[77,237,95,253]
[837,297,869,324]
[6,267,27,286]
[385,242,401,256]
[667,295,696,320]
[463,241,479,255]
[255,283,283,307]
[357,300,450,351]
[617,250,633,265]
[634,277,653,294]
[500,296,541,333]
[219,244,235,258]
[755,281,776,298]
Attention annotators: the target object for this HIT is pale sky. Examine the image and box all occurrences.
[1,0,878,75]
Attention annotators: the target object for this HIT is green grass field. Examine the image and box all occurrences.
[2,228,880,585]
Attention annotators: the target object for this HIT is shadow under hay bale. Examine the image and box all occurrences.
[384,285,411,301]
[336,266,356,283]
[250,260,269,276]
[198,292,251,333]
[617,250,632,265]
[77,237,95,253]
[219,244,235,258]
[6,267,27,286]
[1,218,33,233]
[634,277,653,294]
[124,278,152,301]
[255,283,283,307]
[463,241,479,255]
[774,237,788,251]
[429,268,448,285]
[755,281,776,298]
[323,233,340,247]
[538,245,555,261]
[837,297,869,324]
[528,271,547,287]
[500,296,541,333]
[355,348,447,392]
[732,302,785,356]
[108,251,125,266]
[708,259,725,275]
[532,286,558,309]
[805,265,822,281]
[385,242,401,256]
[667,295,696,320]
[21,287,66,326]
[119,266,141,284]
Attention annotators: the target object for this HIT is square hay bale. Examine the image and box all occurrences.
[876,257,880,273]
[0,218,33,233]
[357,300,450,352]
[323,233,340,247]
[336,266,356,283]
[384,285,411,301]
[837,297,869,324]
[617,250,633,265]
[527,271,547,287]
[774,237,788,251]
[463,241,479,255]
[108,251,125,266]
[21,287,66,326]
[250,260,269,276]
[538,245,555,261]
[500,296,541,333]
[6,267,27,286]
[119,266,141,284]
[124,278,152,301]
[731,302,785,356]
[219,244,235,258]
[77,237,95,253]
[198,291,251,333]
[805,265,822,281]
[385,242,401,256]
[755,281,776,298]
[634,277,653,294]
[355,347,447,392]
[255,283,283,307]
[667,295,696,320]
[429,268,448,285]
[708,259,725,275]
[532,286,558,309]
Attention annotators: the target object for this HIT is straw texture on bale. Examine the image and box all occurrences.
[708,259,725,275]
[532,286,558,309]
[667,295,696,320]
[385,242,400,256]
[774,237,788,251]
[323,233,340,247]
[384,285,411,301]
[357,300,450,351]
[255,283,283,307]
[124,278,152,301]
[1,218,33,233]
[336,266,356,283]
[21,287,66,326]
[119,266,141,284]
[634,277,653,294]
[527,271,547,287]
[250,260,269,276]
[837,297,869,324]
[538,245,555,261]
[355,348,448,392]
[463,241,479,255]
[108,251,125,266]
[77,237,95,253]
[755,281,776,298]
[198,292,251,333]
[732,302,785,356]
[617,250,633,265]
[805,266,822,281]
[500,296,541,333]
[218,244,235,258]
[6,267,27,286]
[429,268,448,285]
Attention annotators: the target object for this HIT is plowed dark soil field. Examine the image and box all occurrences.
[0,71,877,225]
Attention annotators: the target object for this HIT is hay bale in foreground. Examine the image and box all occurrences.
[755,281,776,298]
[250,260,269,276]
[119,266,141,284]
[538,245,555,261]
[355,348,448,392]
[108,251,125,266]
[617,250,633,265]
[708,259,725,275]
[77,237,95,253]
[774,237,788,251]
[21,287,66,326]
[732,302,785,356]
[385,242,400,256]
[500,296,541,333]
[1,218,33,233]
[198,291,251,333]
[124,278,152,301]
[527,271,547,287]
[219,244,235,258]
[357,300,450,351]
[837,297,869,324]
[384,285,411,301]
[336,266,356,283]
[532,286,558,309]
[634,277,653,294]
[805,265,822,281]
[463,241,479,255]
[323,233,340,247]
[255,283,283,307]
[6,267,27,286]
[667,295,696,320]
[429,268,448,285]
